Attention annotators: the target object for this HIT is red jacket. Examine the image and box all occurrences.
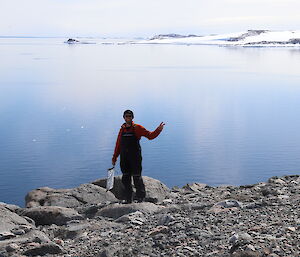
[112,122,162,163]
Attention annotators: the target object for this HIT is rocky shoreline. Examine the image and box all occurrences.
[0,175,299,257]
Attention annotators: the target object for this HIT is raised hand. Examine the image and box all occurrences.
[158,122,166,131]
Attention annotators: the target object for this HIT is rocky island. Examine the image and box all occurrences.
[0,175,299,256]
[134,30,300,47]
[64,38,96,45]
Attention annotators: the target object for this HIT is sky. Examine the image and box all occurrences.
[1,0,300,38]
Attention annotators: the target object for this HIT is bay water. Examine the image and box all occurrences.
[1,38,300,206]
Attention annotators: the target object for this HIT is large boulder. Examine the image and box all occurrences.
[0,204,33,236]
[23,242,63,256]
[25,183,117,208]
[92,176,170,203]
[0,204,52,255]
[0,230,51,249]
[19,206,84,226]
[96,202,164,219]
[0,202,21,213]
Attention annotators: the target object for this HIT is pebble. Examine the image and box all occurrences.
[158,214,175,225]
[286,226,296,232]
[148,226,169,236]
[6,243,19,252]
[0,232,15,240]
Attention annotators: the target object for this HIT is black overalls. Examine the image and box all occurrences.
[120,125,146,202]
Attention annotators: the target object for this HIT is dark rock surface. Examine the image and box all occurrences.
[0,175,299,256]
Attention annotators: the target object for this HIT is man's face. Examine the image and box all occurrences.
[124,114,133,124]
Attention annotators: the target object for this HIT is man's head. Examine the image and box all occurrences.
[123,110,134,124]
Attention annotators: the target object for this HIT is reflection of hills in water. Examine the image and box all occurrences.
[133,30,300,47]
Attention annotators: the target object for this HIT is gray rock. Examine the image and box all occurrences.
[96,202,163,219]
[28,230,51,243]
[55,223,90,239]
[19,206,84,226]
[23,242,63,256]
[5,243,19,252]
[0,232,15,241]
[229,232,252,245]
[215,199,243,208]
[11,228,25,236]
[25,184,117,208]
[0,205,32,235]
[158,214,175,225]
[181,203,212,211]
[23,216,35,226]
[0,202,21,213]
[98,249,115,257]
[260,186,279,196]
[182,182,207,192]
[268,254,280,257]
[232,250,260,257]
[243,201,266,209]
[92,176,170,203]
[245,244,256,251]
[0,230,50,248]
[115,211,145,225]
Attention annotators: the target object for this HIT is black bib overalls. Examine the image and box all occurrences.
[120,126,146,202]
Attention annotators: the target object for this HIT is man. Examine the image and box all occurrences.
[112,110,165,203]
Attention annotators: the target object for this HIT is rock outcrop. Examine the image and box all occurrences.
[0,204,33,236]
[18,206,84,226]
[92,175,171,203]
[0,175,299,256]
[96,202,164,219]
[25,183,117,208]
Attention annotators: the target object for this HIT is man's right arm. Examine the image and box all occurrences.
[112,128,122,166]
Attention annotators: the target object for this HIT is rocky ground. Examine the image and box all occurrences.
[0,175,299,257]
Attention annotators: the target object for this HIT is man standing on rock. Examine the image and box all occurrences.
[112,110,165,203]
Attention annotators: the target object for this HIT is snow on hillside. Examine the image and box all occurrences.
[133,30,300,47]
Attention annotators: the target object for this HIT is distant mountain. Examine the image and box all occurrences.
[227,30,268,41]
[134,30,300,47]
[150,34,199,40]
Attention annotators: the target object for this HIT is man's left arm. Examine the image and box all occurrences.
[138,122,165,140]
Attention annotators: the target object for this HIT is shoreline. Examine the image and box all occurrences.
[1,174,299,256]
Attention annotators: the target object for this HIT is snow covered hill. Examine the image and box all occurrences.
[133,30,300,47]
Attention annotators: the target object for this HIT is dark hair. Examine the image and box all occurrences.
[123,110,134,119]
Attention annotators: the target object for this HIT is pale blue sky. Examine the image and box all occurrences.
[1,0,300,37]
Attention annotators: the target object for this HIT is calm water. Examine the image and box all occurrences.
[1,38,300,206]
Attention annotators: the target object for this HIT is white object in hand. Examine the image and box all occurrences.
[106,167,115,191]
